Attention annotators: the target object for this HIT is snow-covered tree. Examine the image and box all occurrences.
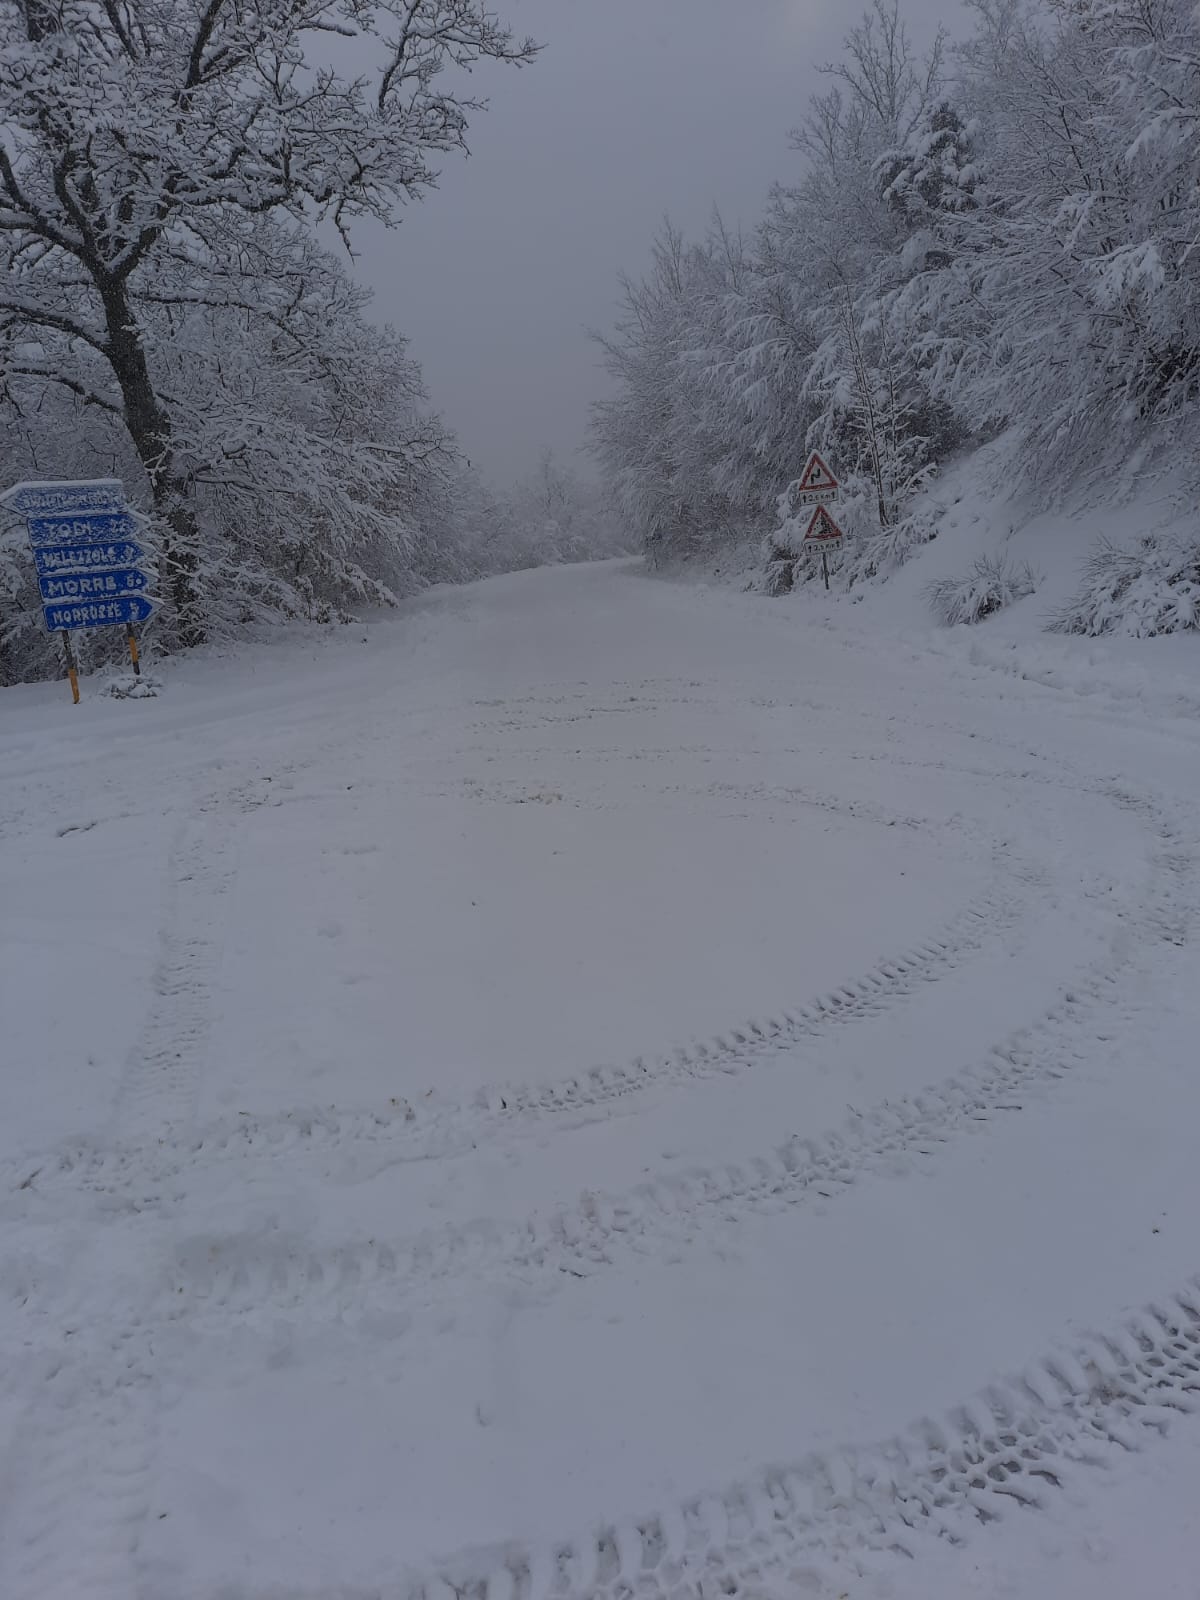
[591,1,953,572]
[592,222,735,561]
[0,0,535,641]
[900,0,1200,470]
[592,0,1200,600]
[0,229,462,673]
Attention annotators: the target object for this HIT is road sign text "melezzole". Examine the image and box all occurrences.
[34,541,144,576]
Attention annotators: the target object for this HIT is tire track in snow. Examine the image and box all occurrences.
[107,809,238,1142]
[0,776,270,1600]
[6,871,1031,1204]
[0,1342,157,1600]
[143,794,1191,1339]
[152,973,1148,1332]
[403,1278,1200,1600]
[105,766,295,1143]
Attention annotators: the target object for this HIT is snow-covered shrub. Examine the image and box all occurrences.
[926,553,1038,625]
[761,546,796,596]
[844,509,939,590]
[1051,536,1200,638]
[759,485,806,595]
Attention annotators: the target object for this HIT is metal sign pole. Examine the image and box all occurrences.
[60,629,80,704]
[822,549,830,591]
[126,624,141,676]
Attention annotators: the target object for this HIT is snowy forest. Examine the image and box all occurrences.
[0,0,625,686]
[592,0,1200,625]
[3,0,1198,688]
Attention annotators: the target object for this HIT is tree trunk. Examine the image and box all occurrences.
[840,288,890,529]
[100,281,205,647]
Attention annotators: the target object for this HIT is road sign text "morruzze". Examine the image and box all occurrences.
[43,595,156,630]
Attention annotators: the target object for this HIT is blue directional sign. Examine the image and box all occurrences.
[26,510,140,549]
[43,595,156,631]
[39,568,151,603]
[33,540,144,577]
[6,477,157,638]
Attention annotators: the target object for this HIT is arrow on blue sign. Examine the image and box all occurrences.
[43,594,157,632]
[26,510,140,550]
[39,568,150,603]
[34,541,144,576]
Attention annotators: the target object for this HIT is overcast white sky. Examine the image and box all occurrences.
[352,2,852,486]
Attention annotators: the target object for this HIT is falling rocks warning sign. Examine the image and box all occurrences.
[803,504,845,544]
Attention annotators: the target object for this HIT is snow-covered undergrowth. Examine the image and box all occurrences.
[926,551,1040,626]
[899,446,1200,644]
[725,434,1200,655]
[842,509,939,590]
[1051,533,1200,638]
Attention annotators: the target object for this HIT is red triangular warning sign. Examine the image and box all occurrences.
[798,451,838,494]
[803,504,844,543]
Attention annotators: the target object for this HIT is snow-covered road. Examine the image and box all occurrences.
[2,560,1198,1598]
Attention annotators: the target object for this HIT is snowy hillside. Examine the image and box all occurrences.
[2,560,1198,1597]
[863,440,1200,640]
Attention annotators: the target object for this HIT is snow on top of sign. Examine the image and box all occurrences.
[4,479,128,517]
[3,478,124,494]
[2,477,123,501]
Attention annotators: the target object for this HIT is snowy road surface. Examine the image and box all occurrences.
[1,560,1199,1598]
